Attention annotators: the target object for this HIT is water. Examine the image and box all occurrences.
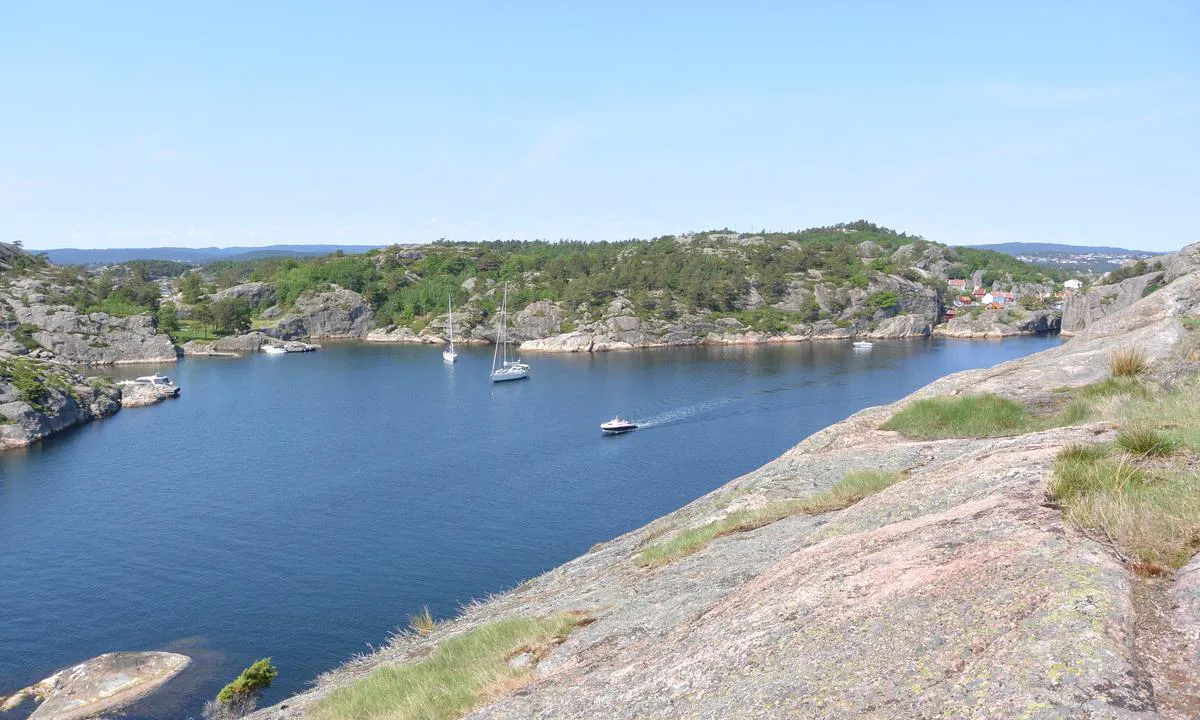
[0,336,1059,718]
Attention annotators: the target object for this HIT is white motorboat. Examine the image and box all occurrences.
[601,417,638,434]
[442,295,458,363]
[490,284,529,382]
[262,345,287,354]
[119,374,181,396]
[852,341,874,349]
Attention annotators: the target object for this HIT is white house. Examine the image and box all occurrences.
[1063,279,1083,290]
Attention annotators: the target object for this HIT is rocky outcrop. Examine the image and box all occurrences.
[0,357,121,449]
[1,651,190,720]
[261,288,373,339]
[118,382,179,409]
[864,314,930,338]
[934,308,1061,338]
[250,246,1200,720]
[210,281,275,308]
[1061,272,1162,335]
[0,274,176,365]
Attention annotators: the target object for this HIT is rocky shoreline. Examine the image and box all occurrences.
[245,241,1200,720]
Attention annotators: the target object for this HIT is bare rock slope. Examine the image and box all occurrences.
[250,245,1200,718]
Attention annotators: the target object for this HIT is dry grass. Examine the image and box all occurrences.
[1110,348,1149,377]
[1049,378,1200,572]
[409,606,437,636]
[308,613,591,720]
[637,470,903,569]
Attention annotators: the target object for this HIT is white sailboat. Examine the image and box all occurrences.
[442,296,458,363]
[490,284,529,382]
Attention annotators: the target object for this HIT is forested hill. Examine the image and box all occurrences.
[186,221,1068,331]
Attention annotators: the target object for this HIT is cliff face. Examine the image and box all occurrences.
[250,243,1200,720]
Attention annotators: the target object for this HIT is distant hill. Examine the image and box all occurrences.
[960,242,1164,273]
[36,244,382,266]
[961,242,1164,255]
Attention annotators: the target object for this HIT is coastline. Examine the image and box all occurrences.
[244,266,1198,719]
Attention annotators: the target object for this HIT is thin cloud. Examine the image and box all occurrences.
[487,126,579,192]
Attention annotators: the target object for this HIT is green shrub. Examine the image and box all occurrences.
[217,658,278,703]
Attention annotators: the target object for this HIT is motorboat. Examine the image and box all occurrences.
[262,345,287,354]
[490,284,529,382]
[119,374,181,396]
[442,295,458,363]
[852,341,874,349]
[601,417,639,434]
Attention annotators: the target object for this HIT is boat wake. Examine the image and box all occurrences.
[636,396,741,429]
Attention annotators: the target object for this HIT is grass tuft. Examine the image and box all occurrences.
[308,613,590,720]
[1115,425,1178,457]
[881,394,1032,439]
[637,470,903,568]
[1109,348,1148,377]
[409,606,437,636]
[1050,446,1200,570]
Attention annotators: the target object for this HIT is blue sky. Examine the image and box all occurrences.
[2,1,1197,251]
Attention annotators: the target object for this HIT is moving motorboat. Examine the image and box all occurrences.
[852,341,874,349]
[490,284,529,382]
[601,417,638,434]
[442,295,458,363]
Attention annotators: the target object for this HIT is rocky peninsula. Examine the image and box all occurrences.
[247,241,1200,720]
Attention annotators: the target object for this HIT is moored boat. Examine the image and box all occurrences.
[490,284,529,382]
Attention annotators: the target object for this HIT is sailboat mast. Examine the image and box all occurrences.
[447,296,453,345]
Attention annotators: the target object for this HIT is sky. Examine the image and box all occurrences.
[1,1,1197,251]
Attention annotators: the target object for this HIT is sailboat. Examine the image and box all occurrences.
[490,284,529,382]
[442,296,458,363]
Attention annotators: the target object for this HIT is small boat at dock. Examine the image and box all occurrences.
[261,345,287,354]
[601,417,638,434]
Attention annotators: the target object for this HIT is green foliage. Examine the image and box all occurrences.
[12,324,41,351]
[181,272,204,304]
[309,614,589,720]
[216,658,278,703]
[212,297,252,335]
[0,356,51,410]
[866,290,898,311]
[881,394,1033,439]
[156,302,180,333]
[1101,259,1159,285]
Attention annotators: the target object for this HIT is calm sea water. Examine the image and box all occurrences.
[0,337,1059,718]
